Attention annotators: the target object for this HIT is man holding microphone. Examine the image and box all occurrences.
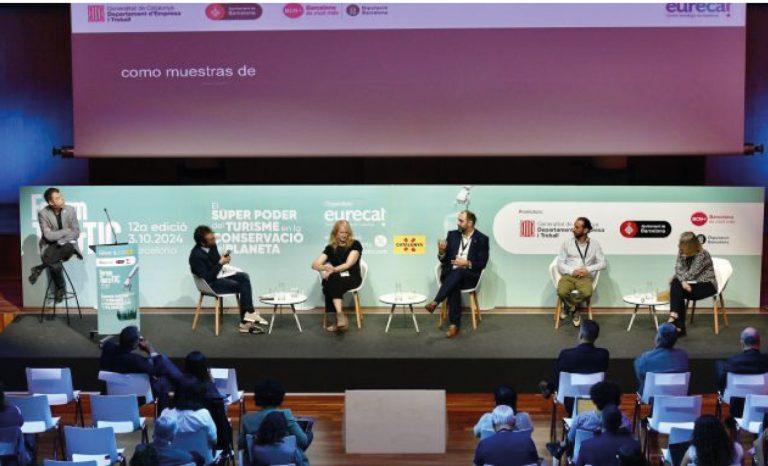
[425,210,490,338]
[189,225,267,333]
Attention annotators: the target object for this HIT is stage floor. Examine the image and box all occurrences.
[0,311,764,393]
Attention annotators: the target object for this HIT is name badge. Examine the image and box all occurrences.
[340,271,350,277]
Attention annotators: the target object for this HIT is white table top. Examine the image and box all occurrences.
[379,292,427,306]
[623,293,669,306]
[259,292,307,306]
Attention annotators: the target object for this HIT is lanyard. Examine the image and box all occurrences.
[459,235,472,256]
[575,240,590,265]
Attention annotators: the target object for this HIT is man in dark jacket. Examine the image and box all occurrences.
[189,225,266,333]
[473,405,539,466]
[541,319,610,396]
[715,327,768,416]
[576,405,640,466]
[100,325,183,409]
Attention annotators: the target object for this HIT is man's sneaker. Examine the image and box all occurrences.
[559,306,569,320]
[243,311,268,325]
[248,325,265,335]
[238,321,254,333]
[572,311,582,327]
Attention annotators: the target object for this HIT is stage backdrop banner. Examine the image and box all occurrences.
[19,186,764,310]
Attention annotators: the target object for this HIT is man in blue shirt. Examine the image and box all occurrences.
[634,323,689,394]
[576,405,640,466]
[473,405,539,466]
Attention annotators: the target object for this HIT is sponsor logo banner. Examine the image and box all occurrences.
[493,202,763,255]
[393,235,426,254]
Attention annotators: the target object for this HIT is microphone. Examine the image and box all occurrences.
[104,208,119,245]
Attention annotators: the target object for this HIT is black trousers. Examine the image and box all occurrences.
[670,278,717,327]
[210,272,253,320]
[433,267,479,328]
[38,243,76,291]
[322,273,361,313]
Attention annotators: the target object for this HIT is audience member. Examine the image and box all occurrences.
[567,381,631,444]
[617,443,648,466]
[239,379,311,466]
[576,405,640,466]
[100,325,184,409]
[132,416,202,466]
[634,322,689,394]
[714,327,768,416]
[249,411,304,466]
[473,405,539,466]
[541,319,609,397]
[681,415,743,466]
[183,351,224,401]
[0,384,32,466]
[159,380,217,448]
[473,385,533,437]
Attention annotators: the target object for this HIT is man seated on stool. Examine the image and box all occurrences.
[473,405,539,466]
[425,210,489,339]
[539,319,609,414]
[556,217,606,327]
[28,187,83,303]
[714,327,768,417]
[189,225,267,334]
[634,322,689,394]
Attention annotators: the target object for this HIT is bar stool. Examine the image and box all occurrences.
[40,260,82,325]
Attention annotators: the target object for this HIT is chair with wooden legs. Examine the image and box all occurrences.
[548,257,600,330]
[191,275,240,337]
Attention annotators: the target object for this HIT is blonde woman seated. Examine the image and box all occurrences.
[311,220,363,332]
[668,231,717,336]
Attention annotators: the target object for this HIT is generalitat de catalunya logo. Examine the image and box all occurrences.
[519,220,535,238]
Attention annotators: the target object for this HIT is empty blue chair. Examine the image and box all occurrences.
[0,426,26,465]
[171,430,219,465]
[90,395,148,443]
[97,372,154,404]
[44,460,99,466]
[6,394,62,458]
[63,426,123,466]
[26,368,84,427]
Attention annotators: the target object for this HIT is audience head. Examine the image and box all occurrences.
[129,445,159,466]
[184,351,212,383]
[490,405,516,431]
[493,385,517,411]
[589,381,622,411]
[579,319,600,344]
[254,378,286,408]
[691,415,734,466]
[617,443,647,466]
[153,416,178,444]
[193,225,215,247]
[256,411,289,445]
[655,322,678,348]
[119,325,141,351]
[741,327,760,350]
[172,380,206,411]
[601,404,623,434]
[678,231,703,257]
